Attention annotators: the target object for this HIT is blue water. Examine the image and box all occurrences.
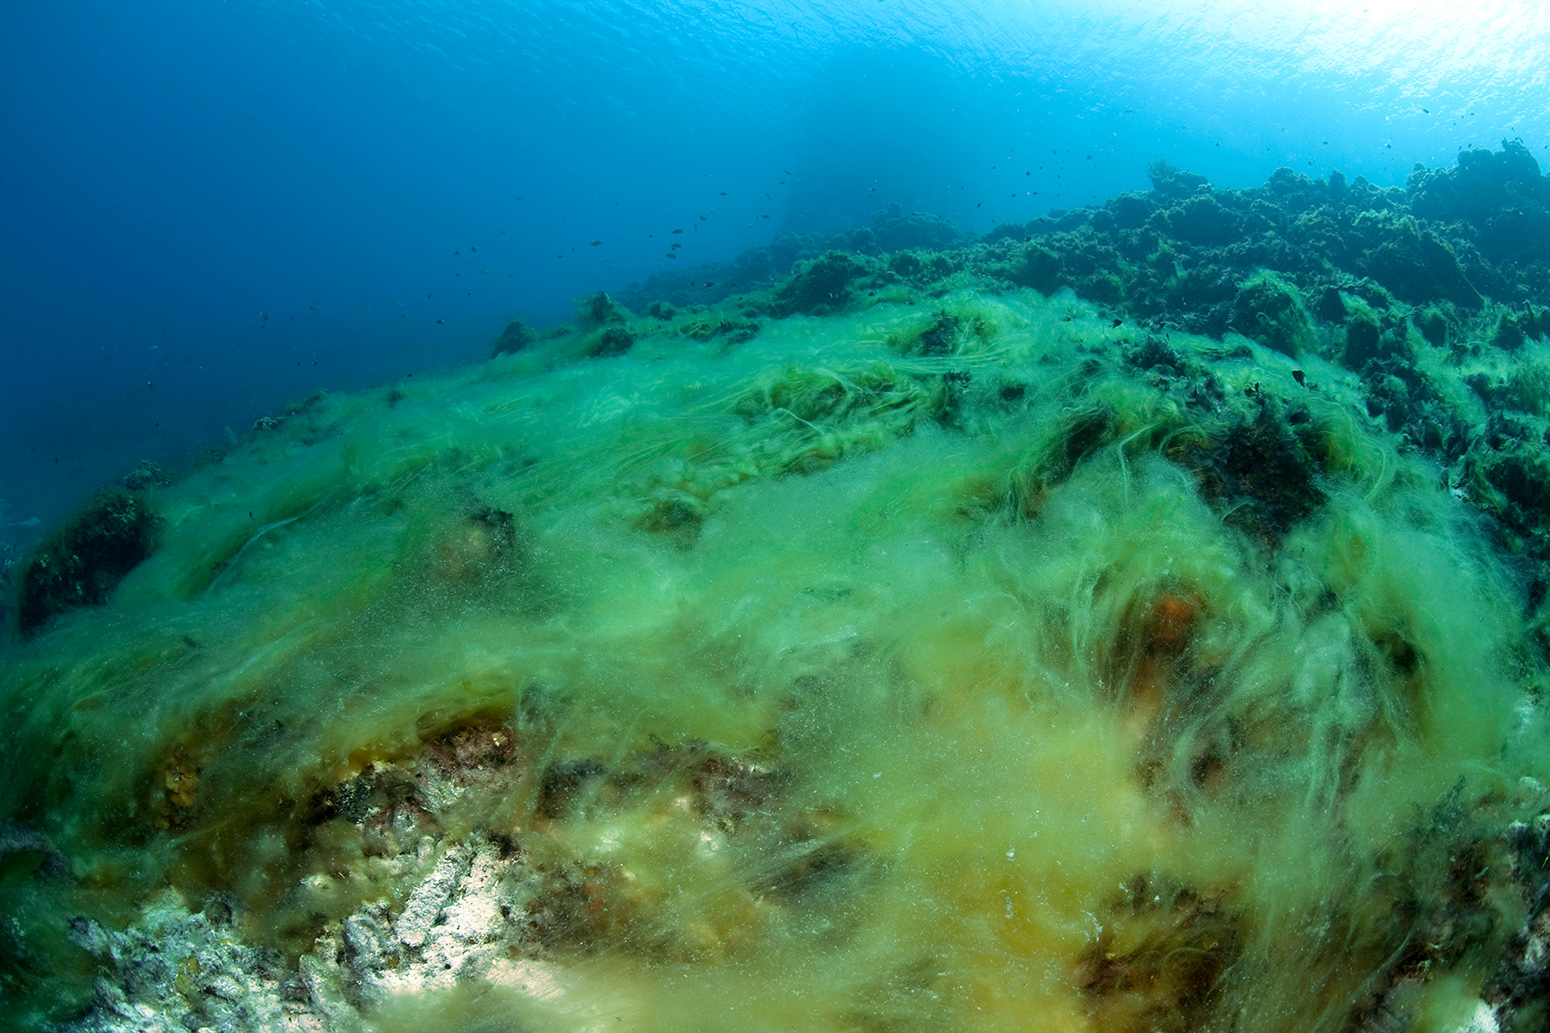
[3,0,1549,539]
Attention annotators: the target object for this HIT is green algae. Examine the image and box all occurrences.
[15,142,1550,1026]
[2,276,1545,1033]
[1230,270,1318,358]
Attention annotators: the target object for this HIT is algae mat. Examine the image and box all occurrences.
[3,285,1548,1032]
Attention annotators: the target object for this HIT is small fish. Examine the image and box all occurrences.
[672,228,683,234]
[1292,369,1306,386]
[1111,319,1122,328]
[666,253,677,259]
[720,191,728,196]
[470,246,477,252]
[436,318,445,324]
[699,215,707,221]
[591,240,603,246]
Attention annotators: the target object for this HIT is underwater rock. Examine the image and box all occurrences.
[1409,141,1550,265]
[576,291,629,330]
[768,250,870,317]
[588,324,635,358]
[62,898,312,1033]
[119,460,172,493]
[1147,158,1212,200]
[491,316,536,357]
[1001,242,1064,294]
[869,203,972,252]
[618,207,969,314]
[14,487,160,636]
[1229,270,1318,357]
[1161,192,1246,247]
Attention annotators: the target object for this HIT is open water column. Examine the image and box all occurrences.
[3,2,1550,1032]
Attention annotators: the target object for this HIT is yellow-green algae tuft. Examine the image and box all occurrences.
[2,285,1546,1033]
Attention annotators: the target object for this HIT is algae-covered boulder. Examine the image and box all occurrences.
[577,290,630,329]
[770,250,868,316]
[1163,193,1244,246]
[1409,139,1550,237]
[589,323,636,357]
[1106,192,1153,229]
[120,460,172,492]
[1358,214,1483,309]
[1006,242,1064,294]
[14,487,160,636]
[1230,270,1317,357]
[1146,158,1210,200]
[870,204,971,252]
[491,316,536,357]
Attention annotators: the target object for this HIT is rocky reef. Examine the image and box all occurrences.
[6,144,1550,1033]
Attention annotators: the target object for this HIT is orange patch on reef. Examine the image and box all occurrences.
[1121,590,1205,743]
